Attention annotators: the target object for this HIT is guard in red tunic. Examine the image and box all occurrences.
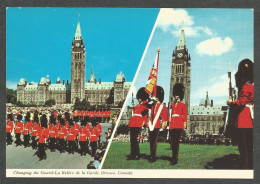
[169,83,187,165]
[58,118,67,153]
[96,122,102,144]
[227,59,254,169]
[127,87,149,160]
[23,112,32,148]
[6,114,14,145]
[90,122,98,157]
[14,114,24,146]
[79,118,89,156]
[37,114,49,161]
[73,117,80,150]
[148,86,168,163]
[31,112,40,150]
[49,114,58,152]
[67,120,76,154]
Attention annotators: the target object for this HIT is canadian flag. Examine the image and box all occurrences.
[145,48,160,97]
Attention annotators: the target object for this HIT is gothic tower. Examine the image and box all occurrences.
[71,21,86,103]
[169,29,191,132]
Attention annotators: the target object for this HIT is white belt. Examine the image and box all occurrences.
[33,130,37,131]
[133,114,142,117]
[50,131,56,133]
[91,135,96,136]
[7,126,11,128]
[80,134,86,136]
[69,133,74,135]
[245,104,254,119]
[172,114,180,117]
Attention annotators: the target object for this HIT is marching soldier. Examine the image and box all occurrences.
[79,118,90,156]
[169,83,187,165]
[58,118,67,153]
[67,119,76,154]
[14,114,24,146]
[37,114,49,161]
[49,114,58,152]
[227,59,254,169]
[31,112,40,150]
[148,86,168,163]
[23,112,32,148]
[90,121,98,157]
[6,114,14,145]
[127,87,149,160]
[96,122,102,145]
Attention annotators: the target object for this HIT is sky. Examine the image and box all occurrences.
[128,8,253,107]
[7,8,254,107]
[6,8,159,89]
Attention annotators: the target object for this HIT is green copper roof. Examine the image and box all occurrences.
[75,21,82,40]
[177,29,186,50]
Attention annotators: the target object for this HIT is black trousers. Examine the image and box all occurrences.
[79,141,87,154]
[68,140,76,153]
[58,138,65,152]
[31,136,37,149]
[49,138,56,151]
[23,134,30,147]
[169,129,183,161]
[149,128,160,159]
[90,141,97,156]
[237,128,253,169]
[6,133,13,145]
[130,127,141,157]
[38,143,46,159]
[15,133,22,146]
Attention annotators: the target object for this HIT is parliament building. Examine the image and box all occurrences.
[17,21,131,106]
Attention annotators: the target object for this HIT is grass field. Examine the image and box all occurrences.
[102,142,240,169]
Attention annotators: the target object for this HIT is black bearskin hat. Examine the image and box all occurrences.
[92,121,97,127]
[64,111,70,121]
[69,119,74,127]
[155,86,164,103]
[7,114,13,121]
[34,112,39,123]
[173,83,185,100]
[17,114,23,121]
[73,116,79,122]
[58,114,62,122]
[50,114,56,125]
[25,111,30,122]
[40,114,48,128]
[60,118,65,126]
[136,87,149,101]
[235,59,253,87]
[81,117,87,127]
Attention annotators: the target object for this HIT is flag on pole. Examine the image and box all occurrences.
[145,48,160,97]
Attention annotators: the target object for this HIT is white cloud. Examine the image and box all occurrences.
[6,80,18,90]
[172,26,215,37]
[157,8,194,32]
[196,37,233,56]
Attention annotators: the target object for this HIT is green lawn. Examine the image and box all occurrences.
[102,142,240,169]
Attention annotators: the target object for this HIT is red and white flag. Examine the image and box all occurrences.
[145,48,160,97]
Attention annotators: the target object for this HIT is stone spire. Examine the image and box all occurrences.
[177,29,186,50]
[74,21,82,41]
[88,67,96,83]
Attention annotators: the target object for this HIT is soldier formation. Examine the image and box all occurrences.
[6,107,113,161]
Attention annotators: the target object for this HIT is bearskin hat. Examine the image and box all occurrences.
[60,118,65,126]
[92,121,97,127]
[34,113,39,123]
[73,116,79,122]
[7,114,13,121]
[17,114,23,121]
[235,58,253,82]
[155,86,164,103]
[68,119,74,127]
[25,111,30,122]
[50,114,56,125]
[136,87,149,101]
[64,111,70,121]
[173,83,185,100]
[40,114,48,128]
[81,117,87,127]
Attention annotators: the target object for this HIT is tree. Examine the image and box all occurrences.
[6,88,17,104]
[74,97,81,110]
[44,99,56,107]
[16,101,24,107]
[81,98,90,109]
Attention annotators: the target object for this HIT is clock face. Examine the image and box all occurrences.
[177,53,183,58]
[75,43,80,47]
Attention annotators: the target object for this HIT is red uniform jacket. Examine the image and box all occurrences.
[38,127,49,143]
[15,121,24,133]
[79,127,90,141]
[129,101,148,128]
[232,83,254,128]
[6,121,14,133]
[169,102,187,130]
[149,103,168,129]
[74,123,80,137]
[86,123,91,131]
[23,122,32,135]
[31,123,40,137]
[67,127,76,141]
[49,125,58,138]
[58,126,68,139]
[96,123,102,136]
[90,127,98,142]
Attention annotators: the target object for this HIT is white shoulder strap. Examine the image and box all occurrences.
[148,104,164,131]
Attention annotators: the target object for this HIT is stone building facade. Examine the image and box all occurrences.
[17,21,131,106]
[189,92,227,135]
